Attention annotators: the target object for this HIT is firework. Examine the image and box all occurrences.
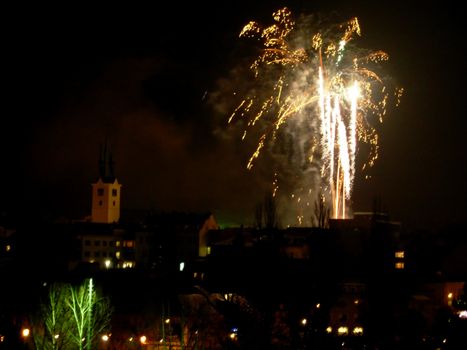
[228,8,402,223]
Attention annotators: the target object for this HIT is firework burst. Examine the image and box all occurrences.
[228,7,403,223]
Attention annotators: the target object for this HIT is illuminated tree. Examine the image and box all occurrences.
[32,283,74,350]
[32,279,112,350]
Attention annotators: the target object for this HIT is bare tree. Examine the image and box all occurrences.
[263,192,277,230]
[32,283,74,350]
[313,193,329,228]
[254,202,263,229]
[32,279,112,350]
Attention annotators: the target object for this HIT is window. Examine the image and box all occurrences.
[99,200,103,206]
[124,241,134,248]
[113,201,116,206]
[102,252,107,257]
[103,241,107,247]
[395,251,405,258]
[395,262,405,269]
[84,251,90,257]
[94,252,100,257]
[94,241,101,246]
[97,188,104,196]
[85,240,91,246]
[112,189,118,197]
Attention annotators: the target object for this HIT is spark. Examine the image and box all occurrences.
[228,7,402,221]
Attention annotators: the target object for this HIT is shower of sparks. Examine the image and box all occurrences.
[228,7,403,221]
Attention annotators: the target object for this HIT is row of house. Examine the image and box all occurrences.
[1,142,466,348]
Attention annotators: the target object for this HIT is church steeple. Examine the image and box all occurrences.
[91,139,121,224]
[98,138,115,183]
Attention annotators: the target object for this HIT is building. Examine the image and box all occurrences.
[91,140,121,224]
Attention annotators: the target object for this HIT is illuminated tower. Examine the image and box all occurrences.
[91,140,122,224]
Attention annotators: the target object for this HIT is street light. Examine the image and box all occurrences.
[21,328,30,338]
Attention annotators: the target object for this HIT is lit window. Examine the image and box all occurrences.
[326,326,332,334]
[116,241,121,247]
[395,262,405,269]
[124,241,134,248]
[337,327,348,336]
[395,251,405,258]
[206,246,211,255]
[353,327,364,335]
[97,188,104,196]
[115,251,121,259]
[5,244,11,252]
[122,261,134,268]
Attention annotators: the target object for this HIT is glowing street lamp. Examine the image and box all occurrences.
[21,328,30,338]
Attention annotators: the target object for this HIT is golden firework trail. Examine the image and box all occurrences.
[229,8,403,221]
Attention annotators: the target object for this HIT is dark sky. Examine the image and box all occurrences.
[5,1,465,230]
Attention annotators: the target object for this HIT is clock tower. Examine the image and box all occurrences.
[91,140,121,224]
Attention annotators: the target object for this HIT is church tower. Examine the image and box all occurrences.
[91,140,122,224]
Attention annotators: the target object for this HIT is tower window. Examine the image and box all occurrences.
[112,189,118,197]
[395,251,405,258]
[99,200,103,206]
[395,262,405,269]
[113,201,116,206]
[97,188,104,196]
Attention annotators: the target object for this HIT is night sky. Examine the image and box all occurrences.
[5,1,465,230]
